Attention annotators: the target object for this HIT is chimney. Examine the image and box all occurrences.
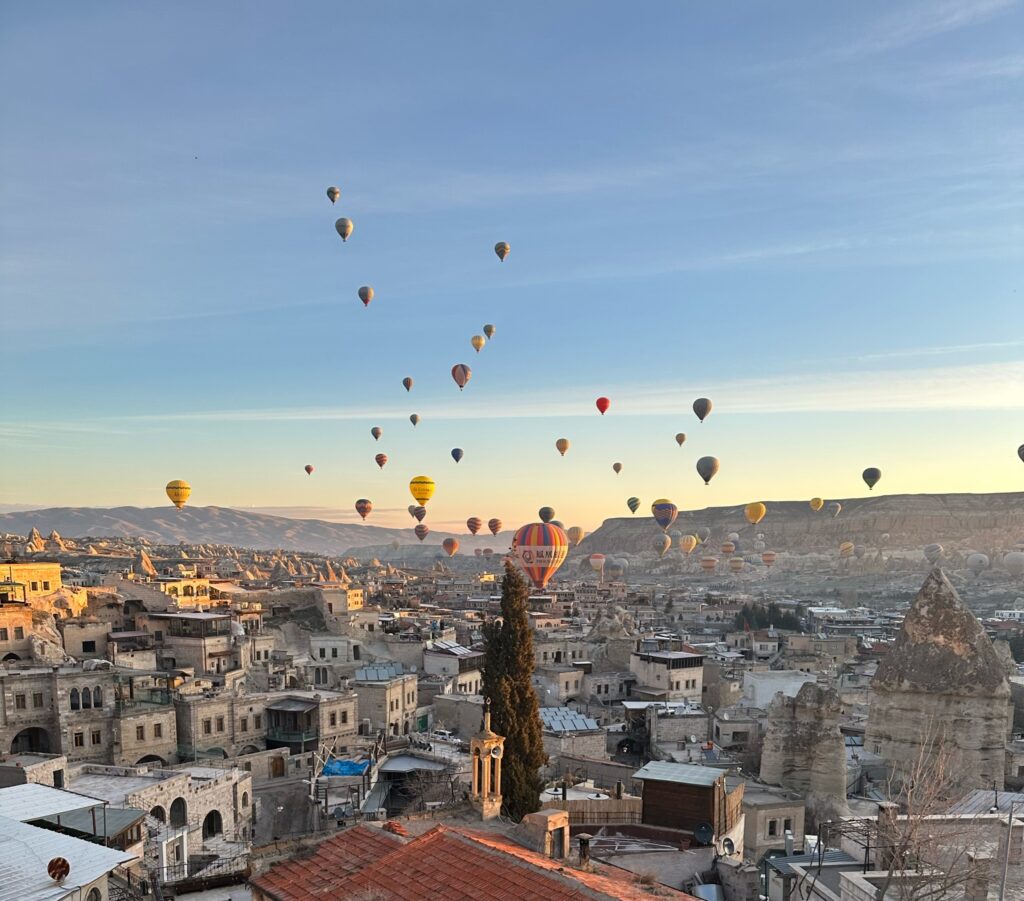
[561,781,568,801]
[964,852,991,901]
[577,833,593,866]
[784,830,794,856]
[614,780,624,800]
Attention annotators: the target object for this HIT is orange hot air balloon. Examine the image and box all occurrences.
[680,535,698,555]
[745,502,767,526]
[729,557,745,574]
[488,518,502,536]
[567,526,585,547]
[555,438,570,456]
[355,499,372,520]
[721,541,735,556]
[415,524,429,541]
[451,364,471,391]
[467,517,482,535]
[513,522,569,590]
[375,454,387,469]
[700,556,718,573]
[304,465,314,475]
[762,550,778,567]
[442,538,459,557]
[595,396,610,415]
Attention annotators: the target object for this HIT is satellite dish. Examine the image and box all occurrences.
[689,734,698,743]
[722,837,736,855]
[47,858,71,884]
[694,822,715,846]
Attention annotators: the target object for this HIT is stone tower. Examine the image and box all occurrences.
[470,698,505,821]
[865,568,1010,789]
[760,682,848,811]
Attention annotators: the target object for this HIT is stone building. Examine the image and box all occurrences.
[351,662,418,736]
[0,602,34,662]
[865,568,1011,790]
[0,560,63,601]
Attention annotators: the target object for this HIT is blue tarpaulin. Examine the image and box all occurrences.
[322,758,369,777]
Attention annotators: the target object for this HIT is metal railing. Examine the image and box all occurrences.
[267,728,319,744]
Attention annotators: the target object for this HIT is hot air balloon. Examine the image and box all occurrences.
[483,324,496,339]
[409,476,435,506]
[513,522,569,590]
[391,539,401,551]
[488,518,502,536]
[335,218,353,241]
[651,499,678,531]
[612,462,623,474]
[762,550,777,567]
[693,398,712,422]
[451,448,464,464]
[538,506,555,524]
[442,538,459,557]
[375,454,387,469]
[451,364,471,391]
[410,414,420,427]
[700,557,718,573]
[675,433,686,447]
[721,541,736,556]
[680,535,698,555]
[854,545,867,560]
[829,502,842,519]
[595,397,610,415]
[729,557,745,574]
[839,541,855,558]
[402,377,413,392]
[166,480,191,509]
[697,527,711,543]
[1019,444,1024,463]
[474,548,482,557]
[924,543,943,564]
[745,502,767,526]
[371,427,382,441]
[696,456,720,485]
[355,499,372,520]
[809,497,824,512]
[863,467,882,490]
[880,533,891,545]
[556,438,570,457]
[605,559,625,581]
[413,506,427,522]
[588,553,606,576]
[415,524,429,541]
[467,517,482,535]
[494,241,510,262]
[567,526,585,547]
[471,335,486,353]
[627,497,641,514]
[483,548,494,557]
[1004,551,1024,577]
[407,505,418,518]
[728,531,740,543]
[304,465,314,475]
[967,553,989,576]
[654,534,672,558]
[358,286,374,307]
[326,186,340,203]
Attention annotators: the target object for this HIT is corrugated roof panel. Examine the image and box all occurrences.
[632,761,722,787]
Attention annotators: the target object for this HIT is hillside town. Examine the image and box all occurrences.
[3,523,1024,901]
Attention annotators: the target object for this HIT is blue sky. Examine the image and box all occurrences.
[1,1,1022,530]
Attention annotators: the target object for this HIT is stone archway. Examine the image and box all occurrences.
[202,809,223,839]
[136,754,167,767]
[11,727,50,754]
[169,797,187,828]
[150,805,166,822]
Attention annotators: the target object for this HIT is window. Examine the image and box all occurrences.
[91,730,102,745]
[154,630,163,642]
[331,647,338,658]
[783,818,793,833]
[14,626,24,640]
[73,732,84,748]
[318,647,326,659]
[242,791,249,808]
[70,688,81,711]
[42,581,51,591]
[92,687,102,708]
[768,819,778,837]
[33,692,43,708]
[154,723,163,739]
[82,640,96,653]
[329,712,337,727]
[216,716,225,732]
[202,719,212,735]
[254,715,262,729]
[341,710,348,724]
[81,689,91,709]
[136,725,145,741]
[0,628,8,641]
[240,717,248,732]
[31,582,39,591]
[15,694,26,710]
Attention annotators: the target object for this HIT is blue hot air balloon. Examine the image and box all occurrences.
[451,448,464,464]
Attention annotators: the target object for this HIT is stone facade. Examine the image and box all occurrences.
[865,569,1011,790]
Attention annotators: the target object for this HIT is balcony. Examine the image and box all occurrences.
[266,728,319,745]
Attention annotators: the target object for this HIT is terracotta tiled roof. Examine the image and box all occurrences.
[250,823,405,901]
[253,822,697,900]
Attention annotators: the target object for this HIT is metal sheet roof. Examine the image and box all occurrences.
[632,761,723,787]
[379,755,449,774]
[353,662,405,682]
[266,697,318,713]
[0,814,136,901]
[0,785,103,823]
[538,707,601,733]
[37,807,146,839]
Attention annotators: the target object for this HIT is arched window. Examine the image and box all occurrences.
[202,810,223,839]
[150,805,166,822]
[92,687,102,708]
[169,797,187,828]
[69,689,80,711]
[241,791,249,808]
[81,689,91,710]
[86,889,102,901]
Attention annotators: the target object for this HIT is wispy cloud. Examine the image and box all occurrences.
[838,0,1018,58]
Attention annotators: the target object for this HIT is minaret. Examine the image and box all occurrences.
[470,698,505,821]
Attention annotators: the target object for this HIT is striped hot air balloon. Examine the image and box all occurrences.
[414,524,429,541]
[467,517,482,535]
[513,522,569,590]
[488,518,502,536]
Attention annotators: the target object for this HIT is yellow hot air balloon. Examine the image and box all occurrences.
[809,497,824,512]
[680,535,698,555]
[745,502,767,526]
[555,438,570,456]
[471,335,486,353]
[409,475,436,506]
[165,480,191,509]
[839,541,855,559]
[567,526,585,547]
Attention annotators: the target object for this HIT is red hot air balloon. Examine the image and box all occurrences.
[355,499,372,520]
[488,518,502,536]
[451,363,471,391]
[467,517,482,535]
[442,538,459,557]
[375,454,387,469]
[414,523,429,541]
[595,396,610,415]
[304,465,314,475]
[513,522,569,590]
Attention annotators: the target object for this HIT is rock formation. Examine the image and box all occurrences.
[865,568,1010,789]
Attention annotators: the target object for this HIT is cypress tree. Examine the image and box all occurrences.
[480,559,547,820]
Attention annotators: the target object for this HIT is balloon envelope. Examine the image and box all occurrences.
[467,517,482,535]
[355,499,372,520]
[745,502,767,525]
[651,499,678,531]
[696,456,720,485]
[538,506,555,523]
[697,527,711,542]
[612,462,623,474]
[1004,551,1024,576]
[371,427,382,441]
[654,534,671,558]
[680,535,698,555]
[451,364,471,390]
[1019,444,1024,463]
[863,467,882,490]
[375,454,387,469]
[700,557,718,573]
[809,497,824,512]
[483,324,496,339]
[762,550,777,567]
[966,552,989,575]
[410,414,420,426]
[693,398,713,422]
[675,433,686,447]
[627,497,640,514]
[335,218,353,241]
[413,506,427,522]
[494,241,510,261]
[513,522,569,589]
[471,335,486,353]
[402,377,413,392]
[556,438,570,456]
[304,465,314,475]
[451,448,464,463]
[829,502,842,519]
[409,476,435,505]
[415,524,429,541]
[165,480,191,509]
[442,538,459,557]
[839,541,855,558]
[595,397,610,415]
[326,186,340,203]
[358,286,373,307]
[567,526,585,547]
[407,505,418,518]
[588,553,606,573]
[488,518,502,536]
